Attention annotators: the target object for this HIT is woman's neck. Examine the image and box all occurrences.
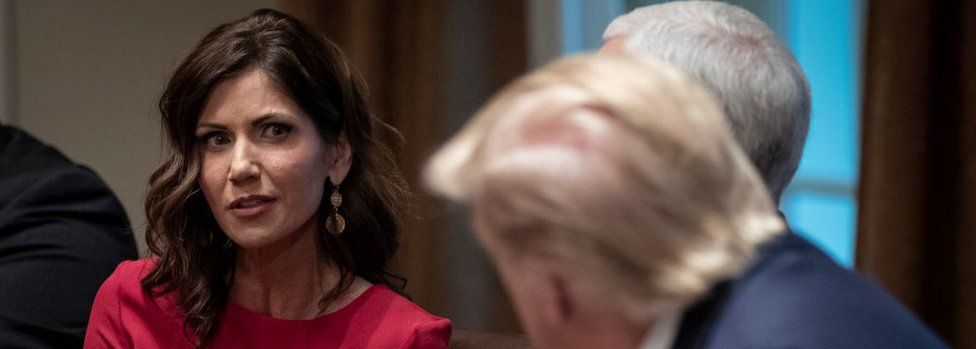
[229,222,356,320]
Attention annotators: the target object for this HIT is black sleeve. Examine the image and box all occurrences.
[0,163,137,348]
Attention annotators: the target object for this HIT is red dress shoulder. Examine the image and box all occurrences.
[84,259,451,349]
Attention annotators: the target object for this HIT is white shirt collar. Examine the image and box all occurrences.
[637,310,682,349]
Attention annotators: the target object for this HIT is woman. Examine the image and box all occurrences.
[424,54,945,349]
[85,9,450,349]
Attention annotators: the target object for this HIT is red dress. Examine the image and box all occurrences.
[84,259,451,348]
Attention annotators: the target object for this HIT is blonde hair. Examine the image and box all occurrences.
[424,54,783,321]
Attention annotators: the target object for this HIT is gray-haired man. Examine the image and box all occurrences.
[600,2,946,348]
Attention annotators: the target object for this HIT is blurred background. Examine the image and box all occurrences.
[0,0,971,347]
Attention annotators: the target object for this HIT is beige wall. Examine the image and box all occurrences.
[13,1,273,253]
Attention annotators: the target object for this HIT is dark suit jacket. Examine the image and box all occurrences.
[672,230,947,349]
[0,126,137,348]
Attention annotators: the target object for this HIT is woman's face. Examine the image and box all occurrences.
[195,68,336,249]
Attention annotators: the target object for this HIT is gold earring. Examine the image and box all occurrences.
[325,184,346,235]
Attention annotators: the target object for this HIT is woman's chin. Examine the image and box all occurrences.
[225,230,285,251]
[224,224,311,253]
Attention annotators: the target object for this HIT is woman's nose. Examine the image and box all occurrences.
[228,141,260,185]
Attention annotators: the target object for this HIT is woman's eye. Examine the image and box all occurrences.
[199,133,231,150]
[261,123,292,139]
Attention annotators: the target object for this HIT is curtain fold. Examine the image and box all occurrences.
[856,1,976,347]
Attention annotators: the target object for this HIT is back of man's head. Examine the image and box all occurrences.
[603,1,810,204]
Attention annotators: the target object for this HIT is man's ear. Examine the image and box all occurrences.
[552,275,576,324]
[328,131,353,186]
[538,264,576,327]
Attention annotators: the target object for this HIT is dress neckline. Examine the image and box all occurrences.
[223,284,382,324]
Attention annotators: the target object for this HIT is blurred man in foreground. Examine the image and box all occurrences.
[425,52,945,348]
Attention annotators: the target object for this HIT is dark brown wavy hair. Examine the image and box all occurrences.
[142,9,407,347]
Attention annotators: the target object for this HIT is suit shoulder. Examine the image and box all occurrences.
[708,234,947,348]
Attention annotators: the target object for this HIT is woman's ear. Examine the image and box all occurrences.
[328,131,353,186]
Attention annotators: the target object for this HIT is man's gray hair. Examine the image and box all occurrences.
[604,1,810,203]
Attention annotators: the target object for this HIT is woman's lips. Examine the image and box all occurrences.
[228,196,277,218]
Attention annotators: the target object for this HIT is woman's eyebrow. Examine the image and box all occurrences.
[196,122,228,130]
[251,113,291,126]
[196,113,292,131]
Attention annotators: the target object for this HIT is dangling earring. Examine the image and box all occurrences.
[326,184,346,235]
